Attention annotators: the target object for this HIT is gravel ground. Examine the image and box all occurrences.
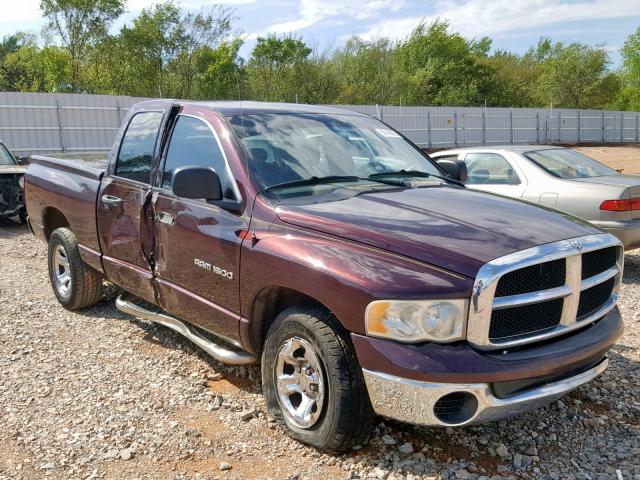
[572,145,640,174]
[0,219,638,480]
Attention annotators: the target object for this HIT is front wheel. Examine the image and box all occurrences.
[262,306,374,453]
[48,228,103,310]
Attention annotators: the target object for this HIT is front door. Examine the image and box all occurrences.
[152,113,249,344]
[98,110,165,303]
[463,152,527,198]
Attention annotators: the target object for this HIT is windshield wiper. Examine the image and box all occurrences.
[369,169,463,186]
[265,175,404,192]
[265,175,361,192]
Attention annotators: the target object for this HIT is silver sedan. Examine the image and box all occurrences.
[430,145,640,249]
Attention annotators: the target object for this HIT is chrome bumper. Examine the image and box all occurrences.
[362,358,608,426]
[592,219,640,250]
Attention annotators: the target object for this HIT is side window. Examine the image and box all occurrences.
[0,144,15,165]
[464,153,520,185]
[162,116,235,199]
[115,111,163,183]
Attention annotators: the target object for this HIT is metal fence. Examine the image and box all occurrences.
[0,92,639,156]
[0,92,148,156]
[336,105,640,149]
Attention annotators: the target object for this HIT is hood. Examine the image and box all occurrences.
[0,165,26,175]
[275,186,601,278]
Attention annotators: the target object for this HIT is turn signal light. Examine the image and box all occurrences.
[600,198,640,211]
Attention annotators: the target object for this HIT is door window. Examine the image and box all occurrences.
[0,144,15,165]
[162,115,235,199]
[464,153,520,185]
[115,111,164,184]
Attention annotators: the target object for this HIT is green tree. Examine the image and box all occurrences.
[82,34,130,94]
[39,0,125,91]
[116,2,237,99]
[246,35,313,102]
[0,35,22,61]
[332,37,396,105]
[616,27,640,110]
[1,37,71,92]
[119,2,184,97]
[531,39,619,108]
[170,6,235,98]
[392,21,493,106]
[480,52,540,107]
[194,39,245,100]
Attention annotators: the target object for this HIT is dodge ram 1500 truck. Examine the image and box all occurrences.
[25,100,624,453]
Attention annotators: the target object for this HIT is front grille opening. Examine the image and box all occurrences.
[491,357,606,399]
[582,247,617,280]
[495,259,566,297]
[489,299,564,341]
[433,392,478,425]
[578,278,615,318]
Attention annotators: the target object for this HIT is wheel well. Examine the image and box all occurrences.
[250,286,328,353]
[42,207,70,240]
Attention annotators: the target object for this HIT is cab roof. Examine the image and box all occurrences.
[133,99,370,117]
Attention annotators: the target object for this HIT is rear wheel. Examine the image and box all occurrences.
[48,228,103,310]
[262,306,374,453]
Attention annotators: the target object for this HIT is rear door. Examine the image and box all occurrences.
[97,110,165,303]
[462,152,526,198]
[151,112,249,344]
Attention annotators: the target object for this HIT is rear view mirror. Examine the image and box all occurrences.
[171,166,223,201]
[436,159,468,183]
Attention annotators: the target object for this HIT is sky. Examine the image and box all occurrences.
[1,0,640,65]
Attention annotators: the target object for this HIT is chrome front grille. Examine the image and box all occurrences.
[467,234,623,350]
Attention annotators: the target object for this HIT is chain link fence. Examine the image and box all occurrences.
[0,92,638,156]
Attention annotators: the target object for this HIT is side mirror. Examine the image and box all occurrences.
[171,166,223,201]
[436,158,468,183]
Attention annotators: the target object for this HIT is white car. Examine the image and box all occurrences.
[431,145,640,249]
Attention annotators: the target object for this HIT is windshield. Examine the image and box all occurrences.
[0,144,15,166]
[226,112,442,194]
[525,148,616,179]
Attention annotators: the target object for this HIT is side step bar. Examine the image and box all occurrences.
[115,294,256,365]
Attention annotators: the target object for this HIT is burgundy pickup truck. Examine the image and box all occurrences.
[25,100,624,452]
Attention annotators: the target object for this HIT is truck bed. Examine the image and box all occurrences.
[25,154,106,273]
[29,154,107,180]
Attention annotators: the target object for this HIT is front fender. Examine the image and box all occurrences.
[239,222,473,348]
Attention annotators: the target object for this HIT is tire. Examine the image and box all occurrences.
[262,306,374,453]
[48,228,103,310]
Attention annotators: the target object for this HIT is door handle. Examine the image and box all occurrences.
[157,212,175,225]
[102,195,123,207]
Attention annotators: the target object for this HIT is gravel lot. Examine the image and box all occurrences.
[573,145,640,174]
[1,219,639,480]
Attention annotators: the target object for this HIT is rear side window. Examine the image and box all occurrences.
[464,152,520,185]
[162,115,235,199]
[115,111,163,183]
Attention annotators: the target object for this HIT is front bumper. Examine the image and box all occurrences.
[363,358,608,426]
[354,307,621,426]
[592,218,640,250]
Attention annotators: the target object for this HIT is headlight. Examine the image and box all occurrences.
[365,299,468,343]
[18,175,24,189]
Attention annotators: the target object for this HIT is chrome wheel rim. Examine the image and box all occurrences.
[275,337,325,429]
[53,245,71,297]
